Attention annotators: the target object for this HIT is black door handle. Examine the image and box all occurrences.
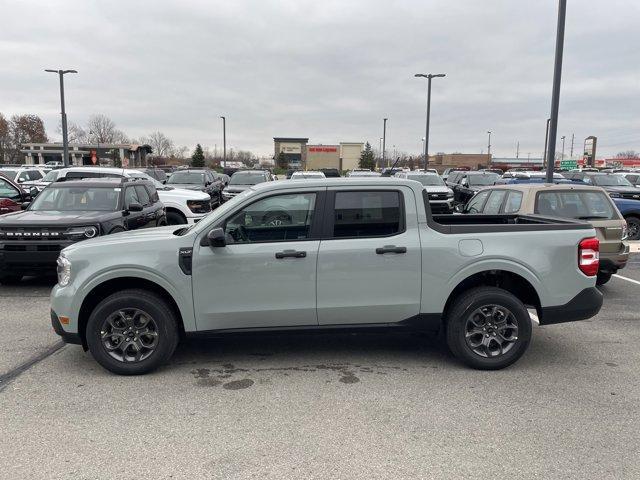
[275,250,307,259]
[376,245,407,254]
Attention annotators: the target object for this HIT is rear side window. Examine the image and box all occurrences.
[333,191,402,238]
[483,190,507,214]
[535,190,616,220]
[504,191,523,213]
[464,191,490,213]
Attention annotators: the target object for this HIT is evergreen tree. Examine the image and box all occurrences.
[191,143,205,167]
[277,151,288,169]
[358,142,376,170]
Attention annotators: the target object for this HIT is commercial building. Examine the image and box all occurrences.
[273,138,363,171]
[306,145,340,170]
[273,137,308,168]
[21,143,152,167]
[429,153,492,172]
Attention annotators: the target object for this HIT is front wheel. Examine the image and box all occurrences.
[445,287,532,370]
[86,289,179,375]
[0,272,22,285]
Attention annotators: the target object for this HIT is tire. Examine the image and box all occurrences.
[0,273,22,285]
[445,286,532,370]
[85,289,179,375]
[625,216,640,240]
[166,210,187,225]
[596,272,612,286]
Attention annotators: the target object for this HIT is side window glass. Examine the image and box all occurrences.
[18,171,30,182]
[333,191,401,238]
[28,170,42,180]
[0,179,20,199]
[504,191,523,213]
[483,190,507,214]
[124,187,140,208]
[134,185,151,206]
[465,191,490,213]
[225,193,316,243]
[147,184,159,203]
[535,192,559,215]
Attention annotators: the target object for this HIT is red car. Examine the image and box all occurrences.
[0,173,37,215]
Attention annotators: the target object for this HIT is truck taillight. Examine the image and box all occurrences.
[578,237,599,277]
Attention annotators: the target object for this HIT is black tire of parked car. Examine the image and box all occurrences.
[596,272,612,286]
[625,215,640,241]
[445,286,532,370]
[86,289,180,375]
[166,210,187,225]
[0,272,23,285]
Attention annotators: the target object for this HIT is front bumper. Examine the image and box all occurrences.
[51,309,82,345]
[539,287,603,325]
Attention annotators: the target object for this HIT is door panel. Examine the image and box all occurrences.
[316,188,421,325]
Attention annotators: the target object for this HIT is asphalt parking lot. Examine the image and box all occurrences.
[1,262,639,479]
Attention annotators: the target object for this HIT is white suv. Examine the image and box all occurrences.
[38,166,212,225]
[0,166,50,190]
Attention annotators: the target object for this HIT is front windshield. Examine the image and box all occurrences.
[167,172,205,185]
[1,170,17,179]
[591,175,633,187]
[468,173,500,186]
[408,174,444,186]
[229,172,266,185]
[30,186,120,211]
[43,170,60,182]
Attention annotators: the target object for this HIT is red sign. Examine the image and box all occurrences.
[308,147,338,153]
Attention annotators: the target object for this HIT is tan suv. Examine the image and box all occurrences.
[461,183,629,285]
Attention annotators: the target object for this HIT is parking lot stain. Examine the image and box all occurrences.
[223,379,254,390]
[605,362,618,367]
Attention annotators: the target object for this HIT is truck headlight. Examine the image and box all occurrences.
[56,254,71,287]
[65,226,99,239]
[447,189,454,198]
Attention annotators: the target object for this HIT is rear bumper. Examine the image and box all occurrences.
[539,287,603,325]
[599,242,630,273]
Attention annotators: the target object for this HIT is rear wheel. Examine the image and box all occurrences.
[445,287,532,370]
[86,289,179,375]
[596,272,612,285]
[625,216,640,240]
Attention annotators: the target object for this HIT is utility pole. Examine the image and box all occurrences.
[382,118,387,170]
[545,0,567,182]
[543,118,551,168]
[45,68,77,167]
[570,133,574,157]
[561,135,566,161]
[415,73,445,170]
[220,116,226,168]
[516,141,520,159]
[487,131,492,157]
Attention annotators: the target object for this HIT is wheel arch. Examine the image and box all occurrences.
[442,269,542,325]
[77,277,186,350]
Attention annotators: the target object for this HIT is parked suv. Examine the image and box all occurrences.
[395,171,454,213]
[565,172,640,200]
[0,166,50,191]
[140,167,168,184]
[0,178,166,282]
[166,169,224,206]
[0,174,38,215]
[34,167,212,225]
[222,170,273,201]
[460,183,629,285]
[450,171,501,204]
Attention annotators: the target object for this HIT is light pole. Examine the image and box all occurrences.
[415,73,445,170]
[220,116,226,169]
[543,118,551,168]
[561,135,566,162]
[545,0,567,182]
[382,118,387,170]
[45,68,77,167]
[487,131,492,157]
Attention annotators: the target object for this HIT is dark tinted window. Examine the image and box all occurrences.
[146,184,159,202]
[333,191,402,238]
[0,178,20,199]
[134,185,151,206]
[66,171,121,179]
[484,190,507,214]
[124,186,140,207]
[465,191,489,213]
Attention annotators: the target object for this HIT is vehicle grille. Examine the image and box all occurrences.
[428,193,448,200]
[2,244,62,252]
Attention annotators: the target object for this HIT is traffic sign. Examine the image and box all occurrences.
[560,160,577,170]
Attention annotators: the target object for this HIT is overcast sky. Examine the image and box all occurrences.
[1,0,638,159]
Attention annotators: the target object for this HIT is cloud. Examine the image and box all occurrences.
[0,0,638,158]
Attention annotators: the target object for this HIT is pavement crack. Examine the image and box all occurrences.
[0,341,65,393]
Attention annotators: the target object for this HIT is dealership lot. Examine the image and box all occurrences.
[0,261,638,479]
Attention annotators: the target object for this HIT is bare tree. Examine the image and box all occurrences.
[616,150,639,159]
[142,131,173,157]
[57,120,88,144]
[86,114,129,144]
[0,113,8,163]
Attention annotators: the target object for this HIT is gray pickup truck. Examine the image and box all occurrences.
[50,178,603,374]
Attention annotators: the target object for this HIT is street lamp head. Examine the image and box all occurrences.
[415,73,446,79]
[220,116,225,120]
[62,70,78,74]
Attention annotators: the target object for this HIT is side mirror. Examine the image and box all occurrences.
[29,187,39,198]
[17,178,24,183]
[128,202,143,212]
[21,202,30,210]
[205,227,226,247]
[454,204,465,213]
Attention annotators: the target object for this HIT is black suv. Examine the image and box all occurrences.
[0,178,166,282]
[564,172,640,200]
[449,171,501,204]
[166,169,224,206]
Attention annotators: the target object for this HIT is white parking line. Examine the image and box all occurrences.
[613,274,640,286]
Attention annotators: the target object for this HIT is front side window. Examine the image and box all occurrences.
[504,191,523,213]
[124,186,141,207]
[464,190,490,213]
[225,193,316,243]
[134,185,151,206]
[535,190,616,220]
[333,191,402,238]
[0,178,20,199]
[484,190,507,214]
